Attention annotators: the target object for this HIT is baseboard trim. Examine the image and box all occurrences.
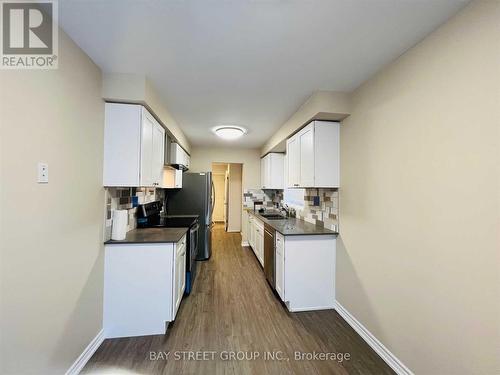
[65,329,105,375]
[334,301,413,375]
[241,240,249,247]
[287,304,335,312]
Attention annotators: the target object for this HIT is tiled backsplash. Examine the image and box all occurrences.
[104,187,157,240]
[244,188,339,231]
[243,189,283,209]
[297,188,339,231]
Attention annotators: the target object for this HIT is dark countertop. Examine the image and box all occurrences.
[248,210,338,236]
[104,227,189,245]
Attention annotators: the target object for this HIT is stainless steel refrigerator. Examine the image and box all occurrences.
[165,172,214,260]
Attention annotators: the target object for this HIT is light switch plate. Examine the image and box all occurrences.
[37,162,48,183]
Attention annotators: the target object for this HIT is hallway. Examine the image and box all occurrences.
[82,224,393,374]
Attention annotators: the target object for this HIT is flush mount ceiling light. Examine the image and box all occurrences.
[212,125,247,140]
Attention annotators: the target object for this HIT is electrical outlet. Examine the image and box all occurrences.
[37,162,49,183]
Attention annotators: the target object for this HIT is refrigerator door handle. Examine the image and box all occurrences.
[210,178,215,222]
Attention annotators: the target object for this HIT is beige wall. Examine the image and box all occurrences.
[190,147,261,190]
[102,73,191,153]
[338,1,500,374]
[0,30,105,374]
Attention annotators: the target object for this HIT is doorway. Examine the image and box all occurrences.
[211,162,242,232]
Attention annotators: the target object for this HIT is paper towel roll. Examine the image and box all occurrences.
[111,210,128,240]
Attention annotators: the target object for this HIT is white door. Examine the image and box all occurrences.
[298,124,314,187]
[152,123,165,186]
[140,113,154,187]
[286,136,300,187]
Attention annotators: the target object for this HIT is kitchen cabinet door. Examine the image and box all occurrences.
[255,222,264,267]
[103,242,175,338]
[140,111,155,187]
[314,121,340,187]
[261,153,284,189]
[286,135,300,188]
[298,123,314,187]
[173,235,186,319]
[249,217,255,249]
[152,121,165,186]
[275,233,285,301]
[260,157,267,189]
[269,153,284,189]
[244,213,252,247]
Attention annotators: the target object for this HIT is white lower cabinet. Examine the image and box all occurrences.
[248,213,264,267]
[247,213,264,267]
[277,234,336,312]
[103,234,187,338]
[247,212,335,312]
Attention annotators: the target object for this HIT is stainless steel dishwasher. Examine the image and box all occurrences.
[264,223,276,289]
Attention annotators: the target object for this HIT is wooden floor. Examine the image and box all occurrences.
[83,224,394,375]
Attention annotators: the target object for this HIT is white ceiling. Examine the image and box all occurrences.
[59,0,467,148]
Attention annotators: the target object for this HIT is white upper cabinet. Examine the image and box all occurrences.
[103,103,165,187]
[260,153,285,189]
[286,121,339,188]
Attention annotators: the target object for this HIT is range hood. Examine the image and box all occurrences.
[165,134,190,171]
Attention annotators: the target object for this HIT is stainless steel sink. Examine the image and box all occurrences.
[261,214,286,220]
